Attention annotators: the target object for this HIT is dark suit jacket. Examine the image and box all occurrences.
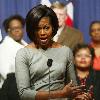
[57,25,84,49]
[1,73,20,100]
[94,71,100,100]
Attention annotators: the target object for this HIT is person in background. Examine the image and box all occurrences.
[15,4,83,100]
[41,0,74,27]
[89,21,100,70]
[0,29,2,43]
[89,21,100,100]
[51,1,84,49]
[73,43,95,100]
[0,15,27,88]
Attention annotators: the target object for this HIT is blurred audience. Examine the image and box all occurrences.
[51,1,84,49]
[0,15,27,88]
[73,43,95,100]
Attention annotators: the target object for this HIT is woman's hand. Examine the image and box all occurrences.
[62,80,85,98]
[73,92,92,100]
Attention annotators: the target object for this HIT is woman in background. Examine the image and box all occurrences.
[73,44,95,100]
[89,21,100,70]
[89,21,100,100]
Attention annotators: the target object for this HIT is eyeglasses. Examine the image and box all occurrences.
[75,54,92,58]
[8,27,23,32]
[91,29,100,33]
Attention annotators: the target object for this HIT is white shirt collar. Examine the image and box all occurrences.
[53,26,64,42]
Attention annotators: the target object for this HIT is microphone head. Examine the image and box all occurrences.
[47,59,53,67]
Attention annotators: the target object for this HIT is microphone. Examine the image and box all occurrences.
[47,59,53,68]
[47,59,53,100]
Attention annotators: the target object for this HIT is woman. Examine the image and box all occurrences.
[15,5,83,100]
[89,21,100,70]
[0,15,27,88]
[89,21,100,100]
[73,44,95,100]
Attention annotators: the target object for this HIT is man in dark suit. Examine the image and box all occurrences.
[51,1,84,49]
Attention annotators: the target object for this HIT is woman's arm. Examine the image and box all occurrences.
[66,48,77,85]
[15,48,38,100]
[35,89,65,100]
[36,81,83,100]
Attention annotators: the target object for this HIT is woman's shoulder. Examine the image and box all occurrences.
[25,42,36,48]
[53,42,70,49]
[16,43,36,56]
[52,42,72,54]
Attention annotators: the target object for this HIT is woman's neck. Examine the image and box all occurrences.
[36,41,61,50]
[76,68,89,79]
[92,42,100,57]
[27,41,62,50]
[92,41,100,48]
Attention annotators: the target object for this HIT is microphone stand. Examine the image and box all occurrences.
[49,66,50,100]
[47,59,53,100]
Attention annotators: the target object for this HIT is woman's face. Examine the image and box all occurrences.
[74,48,92,69]
[53,8,66,28]
[90,23,100,43]
[8,19,24,42]
[35,17,53,48]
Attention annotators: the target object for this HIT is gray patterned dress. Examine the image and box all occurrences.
[15,46,77,100]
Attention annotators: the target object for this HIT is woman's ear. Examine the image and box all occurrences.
[73,60,75,64]
[73,58,76,65]
[52,27,54,32]
[7,28,10,32]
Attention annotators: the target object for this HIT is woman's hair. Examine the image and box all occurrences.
[89,21,100,35]
[73,43,95,60]
[51,1,65,9]
[50,1,67,13]
[26,4,59,42]
[3,14,25,32]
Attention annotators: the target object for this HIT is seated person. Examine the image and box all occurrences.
[73,43,95,100]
